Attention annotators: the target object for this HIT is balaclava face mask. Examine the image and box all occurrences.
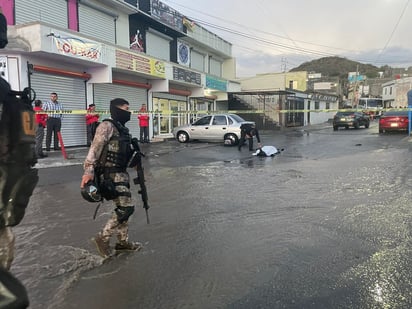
[110,98,131,125]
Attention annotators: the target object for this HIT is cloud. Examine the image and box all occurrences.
[348,46,412,67]
[234,46,412,78]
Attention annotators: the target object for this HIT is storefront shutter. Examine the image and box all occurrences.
[145,31,171,61]
[93,84,148,138]
[78,4,116,44]
[209,58,222,77]
[15,0,67,28]
[30,73,87,147]
[191,50,204,72]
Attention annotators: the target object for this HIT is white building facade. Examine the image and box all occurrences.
[382,77,412,108]
[1,0,240,146]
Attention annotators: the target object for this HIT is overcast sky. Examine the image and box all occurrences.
[162,0,412,77]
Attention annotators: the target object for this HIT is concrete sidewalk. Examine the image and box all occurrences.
[34,147,87,169]
[34,138,187,169]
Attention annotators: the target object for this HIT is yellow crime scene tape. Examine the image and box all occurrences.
[36,108,412,115]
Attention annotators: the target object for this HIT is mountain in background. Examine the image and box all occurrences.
[289,56,410,79]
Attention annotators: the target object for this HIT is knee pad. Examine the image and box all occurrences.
[115,206,135,224]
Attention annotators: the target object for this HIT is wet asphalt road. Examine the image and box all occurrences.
[10,121,412,308]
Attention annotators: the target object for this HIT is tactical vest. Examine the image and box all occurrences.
[100,119,133,169]
[0,84,38,228]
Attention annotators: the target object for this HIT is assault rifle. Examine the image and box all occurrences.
[130,137,150,224]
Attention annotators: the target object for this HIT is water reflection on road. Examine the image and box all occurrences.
[12,127,412,308]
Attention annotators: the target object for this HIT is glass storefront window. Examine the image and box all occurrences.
[152,97,187,136]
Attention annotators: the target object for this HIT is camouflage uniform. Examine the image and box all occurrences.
[0,82,38,269]
[0,11,37,307]
[0,227,14,270]
[84,119,138,256]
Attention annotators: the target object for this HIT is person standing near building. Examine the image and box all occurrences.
[33,99,48,159]
[85,103,99,146]
[138,103,150,143]
[81,98,142,258]
[238,123,262,151]
[43,92,62,151]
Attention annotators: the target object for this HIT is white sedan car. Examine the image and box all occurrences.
[172,114,255,145]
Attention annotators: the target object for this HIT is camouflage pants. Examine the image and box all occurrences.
[0,227,15,270]
[100,172,133,243]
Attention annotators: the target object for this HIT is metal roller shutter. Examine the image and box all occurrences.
[209,58,222,77]
[146,31,171,61]
[93,84,148,138]
[191,50,204,72]
[79,4,116,44]
[30,73,87,147]
[15,0,67,28]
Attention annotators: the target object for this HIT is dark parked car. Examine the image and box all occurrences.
[379,110,409,133]
[333,111,370,130]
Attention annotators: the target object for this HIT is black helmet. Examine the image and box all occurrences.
[81,181,102,203]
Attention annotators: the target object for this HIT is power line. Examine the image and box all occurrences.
[375,0,411,63]
[162,0,363,54]
[162,0,412,67]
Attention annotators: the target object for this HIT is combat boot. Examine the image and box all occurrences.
[92,234,112,258]
[115,241,142,252]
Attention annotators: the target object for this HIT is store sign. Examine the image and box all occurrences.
[53,36,101,62]
[206,75,227,91]
[150,0,183,32]
[173,66,201,85]
[177,41,190,66]
[116,49,166,78]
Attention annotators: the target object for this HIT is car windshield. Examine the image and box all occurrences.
[229,114,246,122]
[382,111,409,117]
[336,112,355,116]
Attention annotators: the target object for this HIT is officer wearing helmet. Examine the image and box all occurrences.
[80,98,142,258]
[0,8,38,308]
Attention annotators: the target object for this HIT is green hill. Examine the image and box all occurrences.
[289,56,382,79]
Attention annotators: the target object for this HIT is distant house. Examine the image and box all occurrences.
[382,77,412,108]
[229,71,338,128]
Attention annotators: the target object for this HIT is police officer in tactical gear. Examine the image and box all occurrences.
[238,123,262,151]
[0,8,39,308]
[81,98,142,258]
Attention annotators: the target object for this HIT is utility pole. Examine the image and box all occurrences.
[281,57,287,73]
[353,64,359,107]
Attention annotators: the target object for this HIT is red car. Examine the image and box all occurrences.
[379,111,409,133]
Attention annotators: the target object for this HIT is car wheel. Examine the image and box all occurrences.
[176,131,189,143]
[365,122,370,128]
[224,133,238,146]
[333,126,338,131]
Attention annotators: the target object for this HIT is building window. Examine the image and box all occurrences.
[326,102,330,109]
[315,101,319,109]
